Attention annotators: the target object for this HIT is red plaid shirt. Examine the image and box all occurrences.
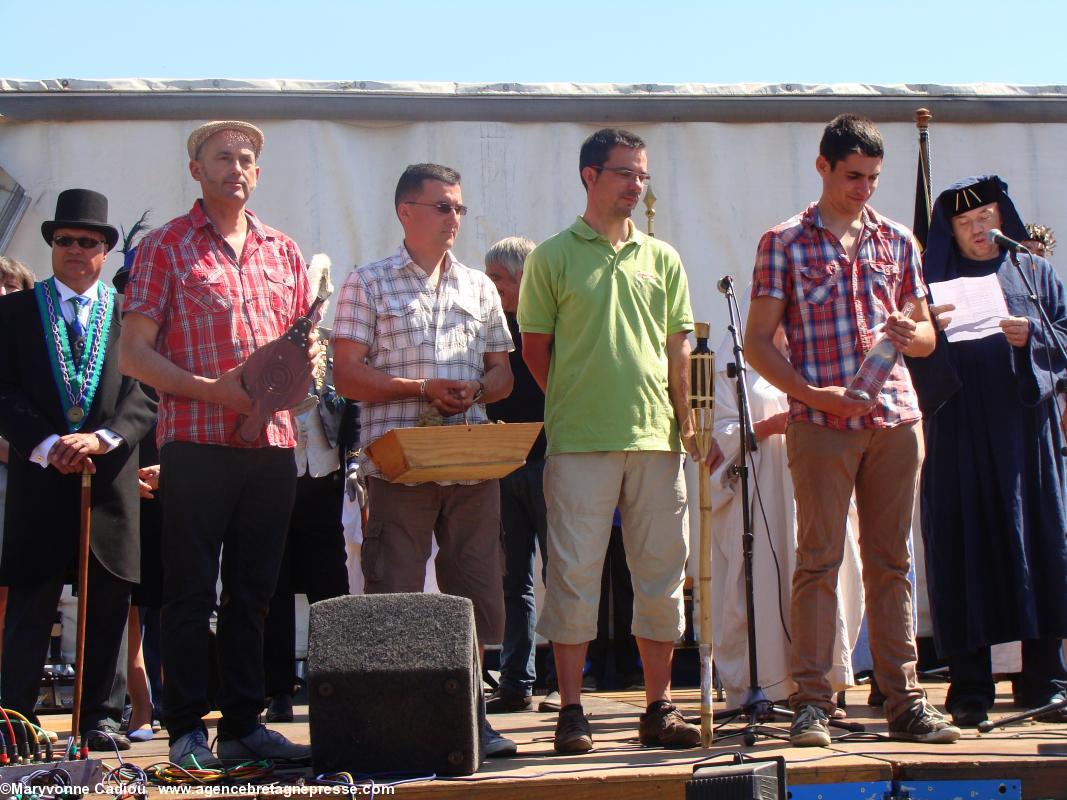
[124,201,311,448]
[751,203,926,430]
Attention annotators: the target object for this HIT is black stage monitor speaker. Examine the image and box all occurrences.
[307,593,483,777]
[685,755,786,800]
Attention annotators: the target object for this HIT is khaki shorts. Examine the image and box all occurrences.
[537,451,689,644]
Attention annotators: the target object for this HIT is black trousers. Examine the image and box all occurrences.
[947,638,1067,711]
[1,554,130,733]
[263,470,349,698]
[159,443,296,741]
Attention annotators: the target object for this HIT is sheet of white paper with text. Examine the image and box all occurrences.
[927,274,1009,342]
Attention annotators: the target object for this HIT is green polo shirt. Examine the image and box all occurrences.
[518,216,693,455]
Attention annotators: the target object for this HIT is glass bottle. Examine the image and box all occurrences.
[846,301,914,402]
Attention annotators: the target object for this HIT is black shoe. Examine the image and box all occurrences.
[948,700,988,728]
[265,694,294,723]
[867,675,887,708]
[1033,693,1067,723]
[84,726,131,752]
[485,687,532,713]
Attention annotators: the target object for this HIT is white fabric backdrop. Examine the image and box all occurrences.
[2,117,1065,340]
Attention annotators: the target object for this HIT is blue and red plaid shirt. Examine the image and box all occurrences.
[751,203,926,430]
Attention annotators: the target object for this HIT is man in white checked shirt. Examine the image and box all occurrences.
[333,163,516,756]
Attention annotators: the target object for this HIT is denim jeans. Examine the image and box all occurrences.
[498,459,548,695]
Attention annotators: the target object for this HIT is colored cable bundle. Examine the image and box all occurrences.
[142,759,274,786]
[0,708,52,762]
[101,763,149,800]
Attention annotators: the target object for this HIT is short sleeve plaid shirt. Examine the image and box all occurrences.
[751,203,926,430]
[333,245,514,480]
[123,201,312,448]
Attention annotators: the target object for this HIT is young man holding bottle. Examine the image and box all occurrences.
[743,114,953,747]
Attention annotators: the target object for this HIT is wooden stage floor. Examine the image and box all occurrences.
[32,679,1067,799]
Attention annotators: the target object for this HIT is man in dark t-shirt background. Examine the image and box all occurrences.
[484,237,548,712]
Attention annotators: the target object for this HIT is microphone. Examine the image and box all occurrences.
[717,275,734,295]
[988,228,1030,253]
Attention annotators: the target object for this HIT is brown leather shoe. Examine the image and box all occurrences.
[638,701,701,749]
[553,705,593,754]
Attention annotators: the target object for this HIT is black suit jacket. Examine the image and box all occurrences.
[0,286,156,585]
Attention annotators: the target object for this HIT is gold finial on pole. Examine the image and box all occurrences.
[689,321,715,746]
[915,107,932,131]
[644,185,657,238]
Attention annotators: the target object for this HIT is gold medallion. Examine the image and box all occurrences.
[66,407,85,424]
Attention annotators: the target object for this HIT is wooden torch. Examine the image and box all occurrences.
[690,322,715,746]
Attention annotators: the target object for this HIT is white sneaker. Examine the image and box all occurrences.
[538,691,562,712]
[169,729,222,769]
[217,725,311,763]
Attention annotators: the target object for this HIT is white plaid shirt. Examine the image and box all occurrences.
[334,245,513,480]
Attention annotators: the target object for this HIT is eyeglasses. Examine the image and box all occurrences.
[594,166,652,185]
[52,235,106,249]
[403,201,469,216]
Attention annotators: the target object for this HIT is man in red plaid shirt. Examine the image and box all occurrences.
[744,115,958,747]
[120,120,314,769]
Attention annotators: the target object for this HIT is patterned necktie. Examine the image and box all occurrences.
[68,296,89,343]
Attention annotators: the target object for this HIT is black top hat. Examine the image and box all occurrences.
[41,189,120,251]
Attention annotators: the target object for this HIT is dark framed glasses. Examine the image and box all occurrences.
[52,235,106,250]
[403,201,469,216]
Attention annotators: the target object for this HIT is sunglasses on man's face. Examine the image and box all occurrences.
[52,235,106,250]
[403,201,469,216]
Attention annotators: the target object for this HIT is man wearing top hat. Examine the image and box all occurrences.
[0,188,156,750]
[120,121,314,768]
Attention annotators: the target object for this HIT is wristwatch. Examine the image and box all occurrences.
[472,380,485,403]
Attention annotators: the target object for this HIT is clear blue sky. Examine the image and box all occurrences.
[3,0,1064,85]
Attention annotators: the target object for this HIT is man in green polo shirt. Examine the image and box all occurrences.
[518,128,724,754]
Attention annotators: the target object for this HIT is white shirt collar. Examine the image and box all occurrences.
[53,278,100,304]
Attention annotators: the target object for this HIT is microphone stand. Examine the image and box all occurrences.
[713,279,865,745]
[979,247,1067,731]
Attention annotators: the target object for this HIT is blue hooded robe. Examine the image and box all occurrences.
[920,175,1067,657]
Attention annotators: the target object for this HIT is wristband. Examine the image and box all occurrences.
[419,379,428,399]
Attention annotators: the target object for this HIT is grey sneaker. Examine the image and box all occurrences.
[888,700,960,743]
[482,720,517,758]
[217,724,311,763]
[169,728,222,769]
[789,704,831,747]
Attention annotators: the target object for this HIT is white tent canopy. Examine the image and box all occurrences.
[2,79,1065,335]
